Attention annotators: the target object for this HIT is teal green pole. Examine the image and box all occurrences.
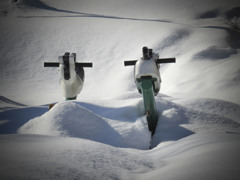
[140,78,158,135]
[65,96,77,101]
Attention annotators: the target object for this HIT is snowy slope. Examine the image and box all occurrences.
[0,0,239,105]
[1,133,240,180]
[1,96,240,179]
[0,0,240,179]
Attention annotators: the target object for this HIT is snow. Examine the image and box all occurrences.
[1,133,239,180]
[18,100,151,149]
[0,0,240,179]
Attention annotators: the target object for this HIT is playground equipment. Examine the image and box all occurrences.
[44,52,93,101]
[124,46,175,135]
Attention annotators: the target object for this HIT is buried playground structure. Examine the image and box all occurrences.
[44,46,175,135]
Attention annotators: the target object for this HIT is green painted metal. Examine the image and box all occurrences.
[139,78,158,135]
[65,96,77,101]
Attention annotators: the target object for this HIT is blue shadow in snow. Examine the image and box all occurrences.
[77,101,142,122]
[17,0,172,23]
[0,106,48,134]
[151,103,194,147]
[193,46,237,61]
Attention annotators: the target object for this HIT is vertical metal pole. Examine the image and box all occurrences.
[140,78,158,135]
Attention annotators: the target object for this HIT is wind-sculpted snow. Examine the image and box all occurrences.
[193,46,237,60]
[17,97,240,149]
[1,0,240,179]
[2,95,240,179]
[0,105,48,133]
[1,0,240,104]
[18,101,151,149]
[155,29,191,52]
[174,98,240,123]
[0,134,155,180]
[0,96,25,108]
[142,133,240,180]
[152,97,240,147]
[1,132,240,180]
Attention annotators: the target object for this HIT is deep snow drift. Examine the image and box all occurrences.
[0,0,240,179]
[0,0,239,105]
[1,95,240,179]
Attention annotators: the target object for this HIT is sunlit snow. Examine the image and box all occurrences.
[0,0,240,179]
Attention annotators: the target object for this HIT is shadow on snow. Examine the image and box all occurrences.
[16,0,172,23]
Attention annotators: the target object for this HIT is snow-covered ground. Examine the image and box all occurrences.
[0,0,240,179]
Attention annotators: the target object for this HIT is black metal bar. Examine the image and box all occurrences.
[156,58,176,64]
[44,62,93,68]
[124,60,137,66]
[76,62,93,68]
[44,62,59,67]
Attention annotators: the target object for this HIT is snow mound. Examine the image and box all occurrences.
[152,107,194,148]
[17,97,240,149]
[18,101,151,149]
[151,97,240,147]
